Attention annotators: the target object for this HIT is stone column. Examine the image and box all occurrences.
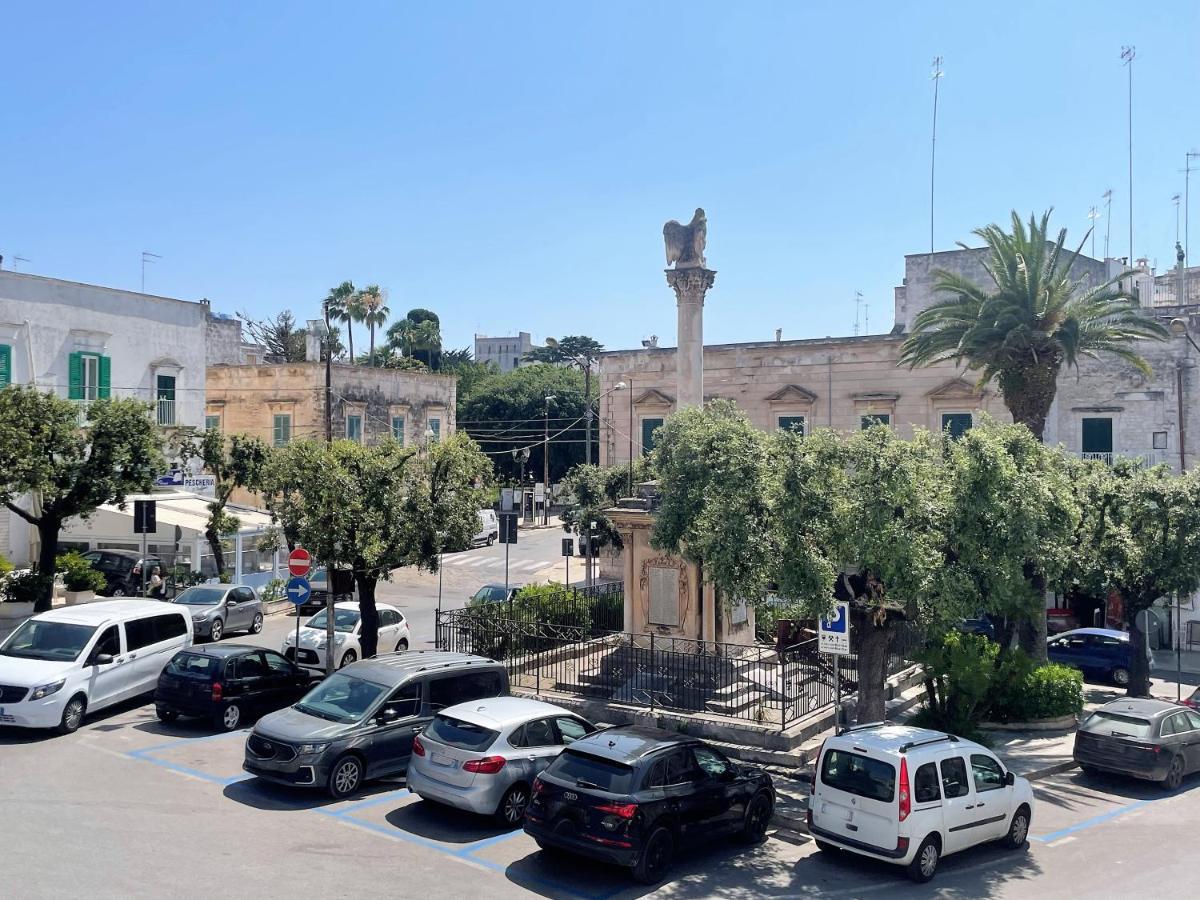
[666,267,716,409]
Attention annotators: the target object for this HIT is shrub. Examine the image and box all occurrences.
[3,569,53,604]
[754,601,805,645]
[915,631,997,738]
[57,551,108,593]
[990,663,1083,722]
[0,554,13,578]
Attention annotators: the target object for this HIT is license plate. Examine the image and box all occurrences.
[431,752,455,767]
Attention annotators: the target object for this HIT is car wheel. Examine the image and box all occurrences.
[814,839,840,854]
[487,534,496,546]
[156,706,180,723]
[250,613,264,634]
[1163,754,1184,791]
[111,586,127,598]
[339,650,357,669]
[1111,666,1130,687]
[395,638,409,652]
[327,754,364,799]
[740,790,774,843]
[209,619,224,642]
[216,703,242,732]
[57,695,87,735]
[496,783,530,826]
[906,835,940,884]
[1079,764,1101,778]
[632,825,674,885]
[1001,804,1031,849]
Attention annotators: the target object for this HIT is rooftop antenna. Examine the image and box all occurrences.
[1103,189,1114,258]
[864,300,870,335]
[141,251,161,293]
[1174,194,1182,245]
[1087,206,1101,259]
[853,290,863,336]
[1121,46,1136,264]
[13,255,29,272]
[929,56,944,256]
[1185,150,1199,266]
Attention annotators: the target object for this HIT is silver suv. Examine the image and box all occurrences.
[243,651,507,798]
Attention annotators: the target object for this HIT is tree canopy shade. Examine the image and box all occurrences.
[900,210,1168,439]
[387,309,443,369]
[560,458,654,554]
[324,281,359,364]
[1069,460,1200,697]
[0,388,163,610]
[357,284,389,366]
[258,434,490,658]
[181,430,271,577]
[238,310,307,362]
[524,335,605,367]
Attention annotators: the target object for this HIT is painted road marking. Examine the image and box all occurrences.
[1030,799,1153,843]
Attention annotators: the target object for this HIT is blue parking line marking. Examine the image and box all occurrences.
[1031,799,1152,843]
[334,788,412,815]
[132,729,250,757]
[460,829,524,854]
[127,747,253,787]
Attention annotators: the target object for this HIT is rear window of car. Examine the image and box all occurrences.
[426,714,499,752]
[820,749,896,803]
[1084,711,1153,739]
[166,652,219,677]
[547,749,635,794]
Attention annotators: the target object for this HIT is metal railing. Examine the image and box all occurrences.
[1072,449,1168,467]
[156,397,176,426]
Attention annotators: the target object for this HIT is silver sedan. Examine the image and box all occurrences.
[407,696,596,826]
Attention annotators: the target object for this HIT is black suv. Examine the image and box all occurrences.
[524,725,775,884]
[81,549,164,596]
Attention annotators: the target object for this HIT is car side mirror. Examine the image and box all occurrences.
[720,766,737,782]
[92,653,114,666]
[1004,771,1015,787]
[376,707,401,726]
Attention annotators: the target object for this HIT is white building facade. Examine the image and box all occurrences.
[474,331,537,373]
[0,272,210,565]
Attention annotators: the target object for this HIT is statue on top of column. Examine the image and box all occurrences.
[663,208,707,269]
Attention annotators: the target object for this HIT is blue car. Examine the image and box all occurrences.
[1047,628,1149,687]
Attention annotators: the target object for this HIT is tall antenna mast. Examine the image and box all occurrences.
[1121,46,1135,263]
[1186,150,1199,266]
[13,255,30,272]
[864,301,870,336]
[1103,189,1114,259]
[1087,206,1101,259]
[141,251,162,293]
[929,56,944,256]
[1174,194,1182,245]
[853,290,863,336]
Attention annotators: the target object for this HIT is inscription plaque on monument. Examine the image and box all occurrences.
[648,566,680,627]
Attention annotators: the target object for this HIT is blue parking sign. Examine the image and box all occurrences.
[819,601,851,654]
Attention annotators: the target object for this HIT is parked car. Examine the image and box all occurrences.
[472,510,499,547]
[1046,608,1080,636]
[1075,698,1200,790]
[81,550,164,597]
[0,599,192,734]
[808,723,1034,883]
[1047,628,1150,687]
[524,725,776,885]
[154,644,311,731]
[408,697,595,825]
[957,613,995,641]
[170,584,264,642]
[281,601,410,673]
[1178,686,1200,710]
[244,651,508,798]
[469,584,523,606]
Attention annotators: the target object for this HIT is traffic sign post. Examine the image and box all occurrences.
[819,601,851,734]
[287,576,312,667]
[562,537,574,588]
[499,513,518,601]
[134,500,157,597]
[288,548,312,578]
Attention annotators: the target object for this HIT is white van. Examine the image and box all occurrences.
[472,509,499,547]
[808,723,1035,882]
[0,599,193,734]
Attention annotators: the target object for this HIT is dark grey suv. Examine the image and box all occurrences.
[243,651,508,798]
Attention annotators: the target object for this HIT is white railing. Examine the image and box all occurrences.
[1072,450,1168,468]
[156,398,176,426]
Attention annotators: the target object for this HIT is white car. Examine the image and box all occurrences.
[282,601,410,673]
[0,599,192,734]
[808,723,1035,883]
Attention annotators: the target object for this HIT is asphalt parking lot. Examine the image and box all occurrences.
[6,691,1200,900]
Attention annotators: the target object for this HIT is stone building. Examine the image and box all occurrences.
[474,331,538,373]
[206,312,266,366]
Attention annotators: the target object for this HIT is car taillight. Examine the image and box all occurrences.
[532,776,545,794]
[211,682,222,702]
[463,756,506,774]
[412,737,425,757]
[898,757,911,822]
[596,802,638,819]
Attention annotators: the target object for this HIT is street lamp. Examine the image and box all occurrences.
[1170,318,1200,353]
[542,394,556,524]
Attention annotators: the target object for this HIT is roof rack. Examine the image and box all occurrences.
[899,734,959,753]
[840,720,894,735]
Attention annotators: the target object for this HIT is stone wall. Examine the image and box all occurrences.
[206,314,245,366]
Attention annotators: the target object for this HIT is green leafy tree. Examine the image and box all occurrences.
[1071,461,1200,697]
[357,284,389,366]
[900,210,1168,439]
[524,336,605,367]
[0,389,163,611]
[770,426,950,723]
[940,420,1080,662]
[324,280,362,364]
[651,401,776,612]
[440,347,474,368]
[260,434,489,658]
[238,310,308,362]
[560,458,654,554]
[386,309,442,368]
[183,430,271,577]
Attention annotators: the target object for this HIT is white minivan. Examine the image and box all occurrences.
[0,599,193,734]
[472,509,499,547]
[808,723,1035,883]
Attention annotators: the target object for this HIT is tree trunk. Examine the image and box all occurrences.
[1126,611,1152,698]
[369,323,376,366]
[205,526,225,578]
[998,360,1061,441]
[347,323,354,365]
[34,517,60,613]
[356,571,380,659]
[854,617,895,724]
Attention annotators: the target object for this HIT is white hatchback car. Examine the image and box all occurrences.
[282,601,410,673]
[808,723,1035,883]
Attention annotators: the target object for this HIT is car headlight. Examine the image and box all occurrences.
[30,678,66,701]
[296,742,329,755]
[333,633,347,644]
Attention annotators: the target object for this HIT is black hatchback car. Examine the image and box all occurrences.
[82,549,164,597]
[1075,697,1200,790]
[524,725,775,884]
[155,645,311,732]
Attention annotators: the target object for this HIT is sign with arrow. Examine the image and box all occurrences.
[286,576,312,607]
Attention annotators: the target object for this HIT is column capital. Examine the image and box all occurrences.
[665,267,716,303]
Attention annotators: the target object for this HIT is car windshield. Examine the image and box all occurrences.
[471,586,508,604]
[1084,711,1153,739]
[306,608,359,633]
[0,620,97,662]
[294,672,386,723]
[426,714,499,752]
[820,749,896,803]
[547,749,635,793]
[172,587,228,606]
[165,652,220,677]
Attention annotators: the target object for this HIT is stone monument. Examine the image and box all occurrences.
[663,209,716,409]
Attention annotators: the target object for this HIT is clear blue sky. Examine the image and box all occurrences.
[3,3,1197,353]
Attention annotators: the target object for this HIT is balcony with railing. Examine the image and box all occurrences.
[1071,449,1169,468]
[156,397,176,426]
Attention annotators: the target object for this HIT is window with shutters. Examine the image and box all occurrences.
[428,416,441,443]
[391,416,405,445]
[205,414,221,432]
[273,414,292,447]
[69,352,110,403]
[641,417,665,455]
[0,344,11,387]
[345,415,363,442]
[156,374,176,425]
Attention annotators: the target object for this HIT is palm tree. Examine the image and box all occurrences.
[408,319,442,368]
[900,210,1168,440]
[358,285,389,366]
[324,280,357,363]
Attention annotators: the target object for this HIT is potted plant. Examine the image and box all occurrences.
[0,568,51,631]
[57,551,107,605]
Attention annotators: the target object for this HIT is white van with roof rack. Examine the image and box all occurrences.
[808,722,1035,883]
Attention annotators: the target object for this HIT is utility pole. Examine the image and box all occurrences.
[1122,46,1136,263]
[1186,151,1199,268]
[583,361,593,467]
[542,395,555,525]
[323,300,333,443]
[929,56,944,256]
[1103,189,1114,259]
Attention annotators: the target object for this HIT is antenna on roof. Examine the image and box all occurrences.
[141,251,162,293]
[12,255,29,272]
[853,290,863,336]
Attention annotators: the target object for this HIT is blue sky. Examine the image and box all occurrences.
[2,3,1197,354]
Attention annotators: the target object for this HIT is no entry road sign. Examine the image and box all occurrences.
[288,548,312,577]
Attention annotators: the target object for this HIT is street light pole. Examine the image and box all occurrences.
[584,362,592,467]
[542,395,555,525]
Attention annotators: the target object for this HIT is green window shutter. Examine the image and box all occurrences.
[0,344,10,387]
[392,416,405,445]
[68,351,84,399]
[97,355,112,398]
